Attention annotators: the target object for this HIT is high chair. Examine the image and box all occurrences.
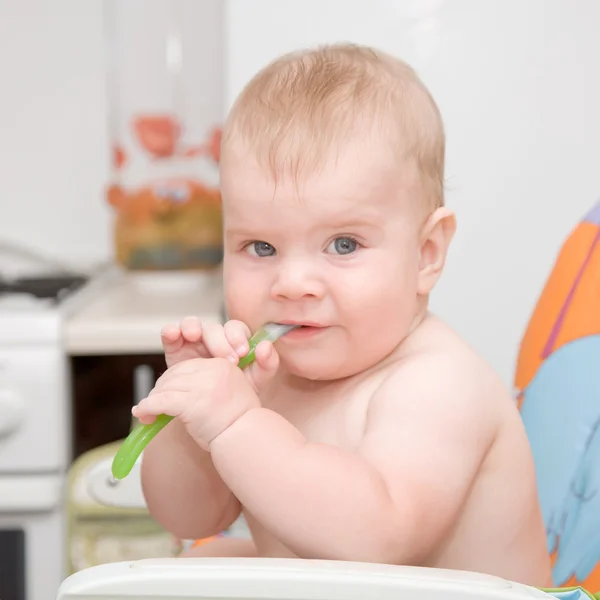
[57,557,575,600]
[515,199,600,592]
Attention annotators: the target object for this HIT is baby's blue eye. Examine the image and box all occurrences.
[328,237,358,255]
[247,241,276,257]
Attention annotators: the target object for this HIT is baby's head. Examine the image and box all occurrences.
[220,43,455,380]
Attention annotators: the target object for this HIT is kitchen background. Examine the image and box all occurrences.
[2,0,599,382]
[1,1,599,600]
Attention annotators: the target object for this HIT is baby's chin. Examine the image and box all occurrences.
[277,351,366,382]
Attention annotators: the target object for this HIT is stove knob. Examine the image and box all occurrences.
[0,388,23,438]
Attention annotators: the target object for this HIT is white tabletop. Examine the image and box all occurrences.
[65,266,224,355]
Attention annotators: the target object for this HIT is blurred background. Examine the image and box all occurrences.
[1,1,599,600]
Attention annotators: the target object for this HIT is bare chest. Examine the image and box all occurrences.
[259,377,381,452]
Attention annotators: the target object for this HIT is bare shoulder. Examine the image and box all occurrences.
[367,314,515,443]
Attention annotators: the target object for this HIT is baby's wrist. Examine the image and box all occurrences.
[204,379,261,450]
[207,403,262,453]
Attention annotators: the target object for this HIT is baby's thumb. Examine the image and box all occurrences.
[245,340,279,393]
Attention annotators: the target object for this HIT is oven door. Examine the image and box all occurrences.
[0,526,25,600]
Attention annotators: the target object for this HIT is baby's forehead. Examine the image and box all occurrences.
[221,167,420,238]
[223,194,392,243]
[222,173,389,223]
[221,139,415,207]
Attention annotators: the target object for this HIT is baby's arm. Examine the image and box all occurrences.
[141,419,241,541]
[141,317,249,540]
[209,358,496,563]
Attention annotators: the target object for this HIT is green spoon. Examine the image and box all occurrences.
[110,323,298,480]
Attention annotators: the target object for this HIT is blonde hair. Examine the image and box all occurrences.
[222,43,445,209]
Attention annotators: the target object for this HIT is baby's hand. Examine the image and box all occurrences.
[162,317,247,367]
[161,317,279,393]
[133,357,259,450]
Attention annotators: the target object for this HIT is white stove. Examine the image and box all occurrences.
[0,268,116,600]
[0,250,225,600]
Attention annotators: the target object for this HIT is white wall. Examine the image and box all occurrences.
[0,0,110,268]
[225,0,600,384]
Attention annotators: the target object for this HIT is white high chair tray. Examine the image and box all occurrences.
[57,557,550,599]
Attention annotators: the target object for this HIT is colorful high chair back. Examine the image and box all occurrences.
[515,199,600,591]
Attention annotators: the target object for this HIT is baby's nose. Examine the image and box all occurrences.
[270,260,325,300]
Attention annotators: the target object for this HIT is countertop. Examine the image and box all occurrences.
[65,266,224,355]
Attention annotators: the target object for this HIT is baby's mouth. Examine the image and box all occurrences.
[278,323,328,336]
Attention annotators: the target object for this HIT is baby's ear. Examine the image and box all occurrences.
[417,207,456,295]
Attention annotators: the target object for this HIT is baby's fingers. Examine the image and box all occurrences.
[202,321,246,363]
[179,316,203,343]
[224,320,252,357]
[132,390,188,424]
[160,323,184,354]
[246,340,279,392]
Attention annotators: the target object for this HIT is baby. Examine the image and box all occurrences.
[136,43,553,587]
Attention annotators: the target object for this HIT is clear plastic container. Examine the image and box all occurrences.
[104,0,223,271]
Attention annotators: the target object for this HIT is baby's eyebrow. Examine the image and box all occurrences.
[225,229,249,235]
[310,216,382,232]
[224,228,272,239]
[324,218,376,228]
[225,220,379,235]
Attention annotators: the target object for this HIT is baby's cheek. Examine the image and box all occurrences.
[341,273,391,311]
[224,274,262,324]
[342,270,414,335]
